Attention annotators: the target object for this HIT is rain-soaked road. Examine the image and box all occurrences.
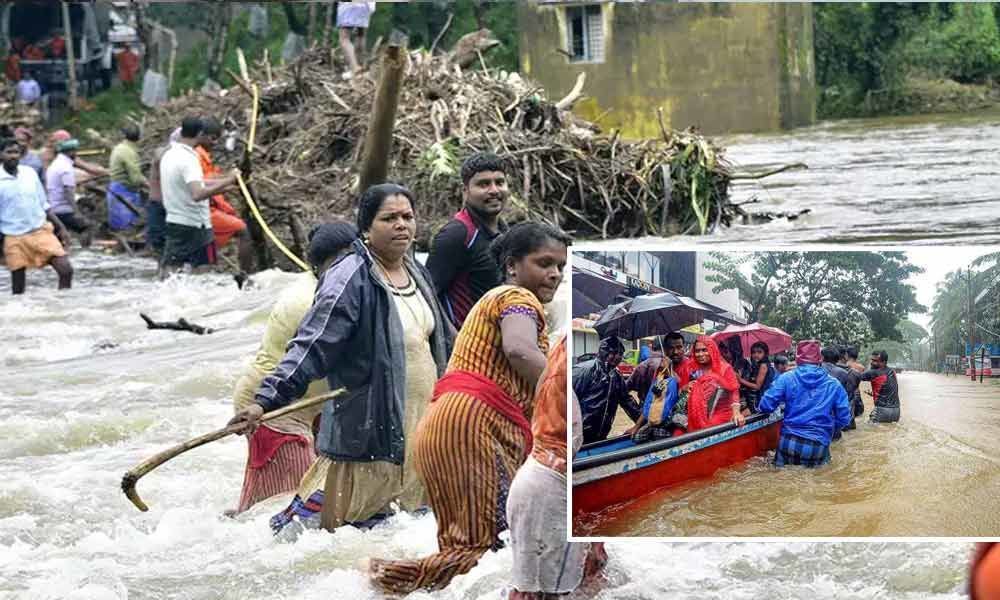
[576,371,1000,537]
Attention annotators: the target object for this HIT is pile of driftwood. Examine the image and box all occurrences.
[116,38,734,265]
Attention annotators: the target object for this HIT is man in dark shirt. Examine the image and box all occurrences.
[426,152,509,329]
[860,350,900,423]
[573,336,631,444]
[821,346,855,437]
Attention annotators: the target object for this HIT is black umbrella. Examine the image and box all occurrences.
[593,291,714,340]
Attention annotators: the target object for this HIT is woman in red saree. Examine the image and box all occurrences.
[686,336,743,432]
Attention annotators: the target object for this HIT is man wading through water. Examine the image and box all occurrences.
[860,350,901,423]
[427,153,509,329]
[0,137,73,294]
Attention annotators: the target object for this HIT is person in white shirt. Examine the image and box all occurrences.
[158,116,237,277]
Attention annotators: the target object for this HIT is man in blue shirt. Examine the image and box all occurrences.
[0,137,73,294]
[758,340,852,467]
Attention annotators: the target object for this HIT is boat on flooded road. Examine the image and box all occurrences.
[572,411,782,519]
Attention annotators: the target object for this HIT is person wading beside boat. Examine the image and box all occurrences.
[574,336,635,444]
[229,183,452,534]
[368,222,569,594]
[861,350,900,423]
[506,336,607,599]
[757,341,852,467]
[843,346,866,418]
[228,222,358,516]
[685,337,743,431]
[426,153,509,329]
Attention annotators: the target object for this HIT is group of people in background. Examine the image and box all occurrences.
[574,332,902,469]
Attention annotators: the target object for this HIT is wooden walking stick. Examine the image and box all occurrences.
[121,388,346,512]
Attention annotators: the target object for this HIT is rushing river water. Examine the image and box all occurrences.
[0,253,977,599]
[576,372,1000,539]
[638,109,1000,246]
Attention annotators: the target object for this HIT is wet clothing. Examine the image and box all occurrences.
[426,208,506,329]
[758,365,852,448]
[530,337,570,474]
[106,181,144,231]
[0,165,48,236]
[369,286,548,594]
[686,337,740,432]
[146,201,166,252]
[160,142,209,228]
[2,221,65,270]
[231,273,327,513]
[860,367,900,423]
[210,199,247,248]
[573,357,628,444]
[775,433,831,468]
[255,239,451,465]
[160,222,215,268]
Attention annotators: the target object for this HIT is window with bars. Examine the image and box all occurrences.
[567,4,605,63]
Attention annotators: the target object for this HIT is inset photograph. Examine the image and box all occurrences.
[571,248,1000,537]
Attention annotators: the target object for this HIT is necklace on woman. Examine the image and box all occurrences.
[371,252,411,290]
[371,251,426,333]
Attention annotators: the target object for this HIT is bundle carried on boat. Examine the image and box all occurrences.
[127,40,733,261]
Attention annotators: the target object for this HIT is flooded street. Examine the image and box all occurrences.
[576,371,1000,538]
[0,253,976,598]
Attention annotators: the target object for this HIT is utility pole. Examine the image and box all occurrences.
[968,267,977,381]
[61,1,78,110]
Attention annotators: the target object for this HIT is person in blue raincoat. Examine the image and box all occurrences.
[757,340,852,468]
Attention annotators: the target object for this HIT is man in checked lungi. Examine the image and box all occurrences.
[757,340,852,467]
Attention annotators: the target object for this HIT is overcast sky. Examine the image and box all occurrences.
[905,247,994,332]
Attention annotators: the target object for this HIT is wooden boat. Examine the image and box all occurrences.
[572,411,783,518]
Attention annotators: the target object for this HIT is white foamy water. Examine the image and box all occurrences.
[0,252,973,599]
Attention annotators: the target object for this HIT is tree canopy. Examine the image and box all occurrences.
[704,252,925,347]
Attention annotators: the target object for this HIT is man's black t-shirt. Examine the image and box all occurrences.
[426,208,505,329]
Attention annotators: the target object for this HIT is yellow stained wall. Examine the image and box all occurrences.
[519,1,816,137]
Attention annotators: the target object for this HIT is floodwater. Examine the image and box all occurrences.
[606,109,1000,246]
[0,253,976,599]
[575,371,1000,539]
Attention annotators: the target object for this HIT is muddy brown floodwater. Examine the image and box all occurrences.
[576,371,1000,537]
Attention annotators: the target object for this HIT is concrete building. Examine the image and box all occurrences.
[518,1,816,136]
[573,250,744,360]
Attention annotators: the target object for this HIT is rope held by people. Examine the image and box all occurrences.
[237,81,310,272]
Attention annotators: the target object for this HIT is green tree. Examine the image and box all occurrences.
[705,251,925,346]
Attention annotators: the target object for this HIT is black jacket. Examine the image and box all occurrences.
[573,358,626,444]
[256,240,452,464]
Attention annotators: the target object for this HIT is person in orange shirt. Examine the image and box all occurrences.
[972,543,1000,600]
[195,118,254,273]
[48,30,65,58]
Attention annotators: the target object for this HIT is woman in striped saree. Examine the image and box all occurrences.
[368,223,570,594]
